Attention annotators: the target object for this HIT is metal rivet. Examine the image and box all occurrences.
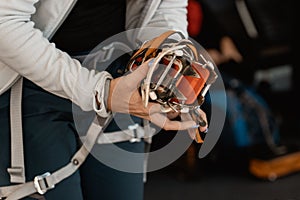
[117,69,123,74]
[73,159,79,165]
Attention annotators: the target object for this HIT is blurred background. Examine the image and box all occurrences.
[144,0,298,199]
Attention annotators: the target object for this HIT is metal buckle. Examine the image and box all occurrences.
[33,172,54,195]
[128,124,141,143]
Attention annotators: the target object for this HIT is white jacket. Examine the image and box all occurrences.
[0,0,188,115]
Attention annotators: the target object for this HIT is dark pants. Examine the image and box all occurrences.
[0,79,144,200]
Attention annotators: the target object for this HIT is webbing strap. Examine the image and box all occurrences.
[142,119,152,183]
[7,77,25,184]
[128,30,182,67]
[96,124,155,144]
[144,30,179,59]
[1,115,110,200]
[45,116,105,187]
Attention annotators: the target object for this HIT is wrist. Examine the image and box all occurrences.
[107,78,118,112]
[93,71,113,118]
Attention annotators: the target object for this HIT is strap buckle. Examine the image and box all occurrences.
[33,172,54,195]
[128,124,141,143]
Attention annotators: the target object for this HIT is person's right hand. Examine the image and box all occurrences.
[107,60,208,131]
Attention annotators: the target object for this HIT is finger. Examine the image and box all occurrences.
[180,112,198,140]
[195,109,208,132]
[150,113,197,131]
[125,59,153,84]
[147,102,164,114]
[167,111,179,120]
[147,103,180,115]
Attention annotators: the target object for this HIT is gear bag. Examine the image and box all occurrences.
[216,74,281,150]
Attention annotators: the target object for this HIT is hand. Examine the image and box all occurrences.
[107,60,206,131]
[166,110,208,133]
[220,36,243,63]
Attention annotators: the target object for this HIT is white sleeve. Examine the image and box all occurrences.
[0,0,112,116]
[126,0,188,44]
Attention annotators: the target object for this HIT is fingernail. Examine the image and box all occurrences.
[190,124,200,129]
[148,59,154,67]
